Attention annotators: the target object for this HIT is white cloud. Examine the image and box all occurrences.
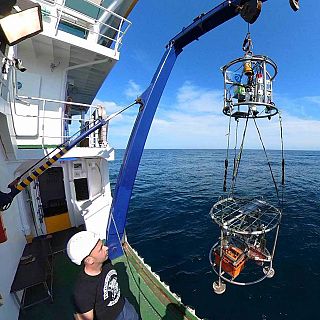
[275,94,320,120]
[304,96,320,106]
[175,82,222,114]
[96,81,320,150]
[147,112,228,149]
[282,115,320,150]
[124,80,142,99]
[93,98,120,114]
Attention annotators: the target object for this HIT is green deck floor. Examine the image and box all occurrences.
[19,242,200,320]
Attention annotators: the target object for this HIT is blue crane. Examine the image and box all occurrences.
[0,1,299,256]
[106,0,300,259]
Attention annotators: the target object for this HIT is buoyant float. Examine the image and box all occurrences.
[209,32,285,294]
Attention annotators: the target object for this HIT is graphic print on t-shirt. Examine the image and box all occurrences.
[103,269,120,306]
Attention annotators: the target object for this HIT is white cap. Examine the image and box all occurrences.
[67,231,100,265]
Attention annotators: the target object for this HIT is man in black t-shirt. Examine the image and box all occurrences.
[67,231,139,320]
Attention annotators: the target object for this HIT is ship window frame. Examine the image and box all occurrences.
[74,177,90,201]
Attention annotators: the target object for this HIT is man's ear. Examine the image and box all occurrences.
[84,256,94,265]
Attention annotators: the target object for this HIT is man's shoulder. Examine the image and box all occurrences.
[74,269,98,291]
[73,271,97,315]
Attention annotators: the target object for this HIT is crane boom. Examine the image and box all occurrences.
[107,0,270,259]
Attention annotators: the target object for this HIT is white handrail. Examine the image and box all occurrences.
[36,0,132,51]
[17,95,100,110]
[12,95,104,147]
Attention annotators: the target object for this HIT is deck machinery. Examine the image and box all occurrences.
[209,35,284,294]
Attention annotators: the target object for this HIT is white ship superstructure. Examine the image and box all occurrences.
[0,1,136,318]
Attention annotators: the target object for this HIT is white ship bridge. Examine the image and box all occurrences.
[1,0,134,151]
[0,0,136,280]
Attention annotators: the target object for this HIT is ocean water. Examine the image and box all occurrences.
[110,149,320,320]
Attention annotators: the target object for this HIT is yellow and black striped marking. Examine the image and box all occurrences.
[16,148,68,192]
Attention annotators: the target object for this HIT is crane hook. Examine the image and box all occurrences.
[289,0,300,11]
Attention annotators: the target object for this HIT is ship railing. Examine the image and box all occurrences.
[36,0,132,53]
[11,95,109,149]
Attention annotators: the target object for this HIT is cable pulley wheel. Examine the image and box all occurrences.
[240,0,262,24]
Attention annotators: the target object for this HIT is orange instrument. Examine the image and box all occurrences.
[215,246,246,279]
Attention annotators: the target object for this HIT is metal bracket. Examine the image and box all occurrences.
[135,97,144,112]
[239,0,262,24]
[289,0,299,11]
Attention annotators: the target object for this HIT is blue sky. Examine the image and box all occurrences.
[94,0,320,150]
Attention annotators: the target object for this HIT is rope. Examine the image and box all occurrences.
[278,112,285,209]
[252,117,280,203]
[230,120,239,194]
[278,112,285,187]
[223,112,233,192]
[229,114,250,196]
[266,113,285,264]
[233,118,239,174]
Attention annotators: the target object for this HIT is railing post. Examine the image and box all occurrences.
[54,0,66,35]
[114,17,124,53]
[41,100,46,150]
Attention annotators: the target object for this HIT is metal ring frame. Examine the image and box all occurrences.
[222,54,279,119]
[209,242,272,286]
[222,101,279,119]
[222,55,278,79]
[210,197,281,235]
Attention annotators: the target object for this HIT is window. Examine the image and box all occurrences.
[74,178,89,201]
[58,21,87,39]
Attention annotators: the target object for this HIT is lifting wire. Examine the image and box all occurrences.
[223,26,284,205]
[278,112,285,212]
[224,26,252,195]
[225,113,284,207]
[229,114,250,197]
[233,119,239,176]
[278,112,285,188]
[267,114,285,267]
[252,117,282,205]
[223,110,233,192]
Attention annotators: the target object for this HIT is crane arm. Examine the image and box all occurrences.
[107,0,270,259]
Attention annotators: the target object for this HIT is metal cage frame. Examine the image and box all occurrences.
[222,54,279,119]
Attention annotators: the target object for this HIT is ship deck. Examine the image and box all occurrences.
[18,228,200,320]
